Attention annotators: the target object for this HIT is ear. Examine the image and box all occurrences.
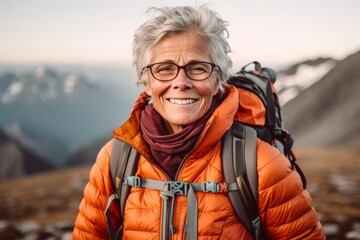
[212,78,221,96]
[144,82,152,96]
[213,84,220,96]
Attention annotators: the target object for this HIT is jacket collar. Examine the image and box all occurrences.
[113,85,239,158]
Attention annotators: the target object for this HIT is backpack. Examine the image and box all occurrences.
[228,61,306,184]
[104,61,306,240]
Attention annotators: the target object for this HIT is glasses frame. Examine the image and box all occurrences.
[143,61,219,81]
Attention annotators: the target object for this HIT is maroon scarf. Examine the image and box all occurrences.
[140,100,218,179]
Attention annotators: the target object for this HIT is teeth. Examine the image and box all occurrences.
[169,99,195,105]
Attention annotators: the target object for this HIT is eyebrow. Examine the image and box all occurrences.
[152,60,211,65]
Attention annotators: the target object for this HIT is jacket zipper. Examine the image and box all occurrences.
[174,125,208,180]
[121,125,211,240]
[174,127,209,240]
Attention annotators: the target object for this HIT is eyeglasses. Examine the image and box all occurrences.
[143,61,219,81]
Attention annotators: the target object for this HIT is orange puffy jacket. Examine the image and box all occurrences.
[73,86,325,239]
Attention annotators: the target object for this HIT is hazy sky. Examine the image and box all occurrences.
[1,0,359,68]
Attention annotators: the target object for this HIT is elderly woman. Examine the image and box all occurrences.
[73,6,324,240]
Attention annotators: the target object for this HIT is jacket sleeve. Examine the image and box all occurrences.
[73,139,121,240]
[256,140,325,239]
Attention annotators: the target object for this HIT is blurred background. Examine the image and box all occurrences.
[0,0,359,239]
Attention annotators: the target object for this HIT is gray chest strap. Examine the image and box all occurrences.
[106,176,238,240]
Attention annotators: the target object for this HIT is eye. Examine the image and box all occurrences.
[187,63,211,74]
[153,63,177,74]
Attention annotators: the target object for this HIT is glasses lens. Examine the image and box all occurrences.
[186,62,213,80]
[150,63,178,81]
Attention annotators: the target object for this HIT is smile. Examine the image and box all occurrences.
[168,98,196,105]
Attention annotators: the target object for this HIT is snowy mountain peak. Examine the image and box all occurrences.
[0,67,94,104]
[64,73,79,94]
[1,80,24,104]
[275,59,337,105]
[35,66,45,78]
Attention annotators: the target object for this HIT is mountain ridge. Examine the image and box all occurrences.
[282,50,360,148]
[1,49,359,178]
[0,129,55,180]
[0,66,138,167]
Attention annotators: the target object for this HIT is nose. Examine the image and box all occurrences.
[172,68,192,90]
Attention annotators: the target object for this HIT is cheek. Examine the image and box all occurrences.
[195,79,219,115]
[146,81,170,109]
[146,78,167,97]
[152,83,167,99]
[198,76,219,98]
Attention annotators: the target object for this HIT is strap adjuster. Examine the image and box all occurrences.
[252,215,261,230]
[125,176,141,187]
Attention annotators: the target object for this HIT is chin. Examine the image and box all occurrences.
[174,120,198,128]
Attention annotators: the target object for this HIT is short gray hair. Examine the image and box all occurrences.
[132,5,232,94]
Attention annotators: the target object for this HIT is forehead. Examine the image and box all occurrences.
[150,31,210,63]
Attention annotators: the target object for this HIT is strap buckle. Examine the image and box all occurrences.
[203,181,221,192]
[125,176,141,187]
[169,181,189,196]
[203,181,228,193]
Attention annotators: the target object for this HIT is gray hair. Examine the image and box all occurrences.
[132,5,232,94]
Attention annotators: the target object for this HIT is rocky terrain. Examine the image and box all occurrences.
[296,146,360,239]
[0,146,359,239]
[0,166,90,240]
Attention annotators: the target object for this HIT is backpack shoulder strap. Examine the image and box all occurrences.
[105,138,140,240]
[110,139,132,192]
[222,122,263,239]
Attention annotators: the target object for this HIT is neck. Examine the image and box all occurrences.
[166,122,185,134]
